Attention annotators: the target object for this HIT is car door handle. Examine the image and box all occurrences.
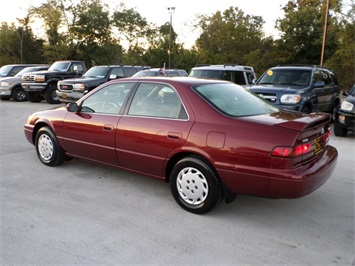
[168,132,182,139]
[103,124,114,131]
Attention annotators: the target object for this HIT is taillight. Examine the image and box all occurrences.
[272,143,312,158]
[322,127,331,143]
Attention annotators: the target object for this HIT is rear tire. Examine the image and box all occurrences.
[35,127,65,166]
[26,91,43,102]
[170,156,223,214]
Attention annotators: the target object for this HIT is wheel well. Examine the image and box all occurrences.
[11,85,23,96]
[31,123,50,144]
[165,152,213,183]
[333,97,340,109]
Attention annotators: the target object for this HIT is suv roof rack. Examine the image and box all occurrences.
[276,64,323,68]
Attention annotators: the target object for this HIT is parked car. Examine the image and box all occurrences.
[132,68,188,77]
[188,64,256,87]
[0,65,50,101]
[334,84,355,137]
[249,65,340,119]
[57,65,149,102]
[0,64,41,78]
[22,60,87,104]
[24,77,338,214]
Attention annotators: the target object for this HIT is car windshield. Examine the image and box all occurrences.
[349,85,355,96]
[193,83,279,117]
[15,67,43,77]
[0,65,13,76]
[83,66,109,78]
[257,69,312,86]
[49,62,70,71]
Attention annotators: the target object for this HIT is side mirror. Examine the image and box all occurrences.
[109,74,117,80]
[342,90,349,97]
[66,102,79,112]
[314,80,325,88]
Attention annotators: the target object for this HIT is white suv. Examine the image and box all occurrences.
[188,64,256,87]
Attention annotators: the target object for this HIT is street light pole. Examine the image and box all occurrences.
[320,0,330,66]
[167,7,175,69]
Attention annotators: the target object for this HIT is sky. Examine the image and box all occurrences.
[2,0,287,48]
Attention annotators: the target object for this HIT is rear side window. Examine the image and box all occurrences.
[233,71,246,85]
[123,68,138,77]
[128,83,187,119]
[111,68,124,77]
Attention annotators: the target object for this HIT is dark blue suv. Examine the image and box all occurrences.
[249,65,340,119]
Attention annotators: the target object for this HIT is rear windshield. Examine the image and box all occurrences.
[193,83,279,117]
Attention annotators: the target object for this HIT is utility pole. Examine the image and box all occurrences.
[320,0,330,66]
[167,7,175,69]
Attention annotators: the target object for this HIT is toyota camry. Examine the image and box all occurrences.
[24,77,338,214]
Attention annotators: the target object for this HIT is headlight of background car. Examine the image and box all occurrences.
[280,94,301,104]
[0,81,12,87]
[73,83,86,91]
[34,75,45,82]
[340,100,354,111]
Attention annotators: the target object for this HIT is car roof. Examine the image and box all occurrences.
[191,64,254,71]
[118,76,232,86]
[90,65,149,68]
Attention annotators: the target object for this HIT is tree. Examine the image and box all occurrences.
[194,7,265,67]
[0,21,45,65]
[29,0,69,61]
[275,0,342,64]
[70,0,123,65]
[326,2,355,89]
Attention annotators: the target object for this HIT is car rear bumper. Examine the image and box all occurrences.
[268,145,338,198]
[219,145,338,198]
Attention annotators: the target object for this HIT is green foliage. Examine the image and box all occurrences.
[0,0,353,88]
[0,21,45,65]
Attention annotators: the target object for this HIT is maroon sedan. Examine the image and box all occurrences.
[24,77,338,214]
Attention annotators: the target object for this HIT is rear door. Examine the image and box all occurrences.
[116,82,193,177]
[312,70,334,112]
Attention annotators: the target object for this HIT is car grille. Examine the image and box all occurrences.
[255,92,277,102]
[22,75,36,82]
[58,84,73,91]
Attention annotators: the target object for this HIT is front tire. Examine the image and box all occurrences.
[170,156,223,214]
[45,84,60,104]
[334,121,348,137]
[12,86,27,102]
[35,127,65,166]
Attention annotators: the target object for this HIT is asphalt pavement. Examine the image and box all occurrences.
[1,101,354,265]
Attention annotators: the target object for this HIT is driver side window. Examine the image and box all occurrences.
[81,83,134,114]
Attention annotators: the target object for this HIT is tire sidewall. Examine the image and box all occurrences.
[35,127,64,166]
[12,86,26,102]
[45,84,60,104]
[170,156,222,214]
